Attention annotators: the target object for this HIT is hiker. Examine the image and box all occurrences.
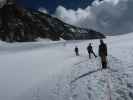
[98,39,108,69]
[75,46,79,56]
[87,43,97,59]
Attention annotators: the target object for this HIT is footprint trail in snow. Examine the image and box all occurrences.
[54,56,133,100]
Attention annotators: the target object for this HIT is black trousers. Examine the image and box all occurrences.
[88,51,97,58]
[75,51,79,56]
[100,56,107,69]
[102,61,107,69]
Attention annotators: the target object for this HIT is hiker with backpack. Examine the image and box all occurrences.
[98,39,108,69]
[87,43,97,59]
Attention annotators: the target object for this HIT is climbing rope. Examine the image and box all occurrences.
[106,70,112,100]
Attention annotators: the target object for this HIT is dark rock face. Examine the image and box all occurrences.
[0,4,105,42]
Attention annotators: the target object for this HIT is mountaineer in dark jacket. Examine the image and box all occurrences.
[87,43,97,59]
[75,46,79,56]
[99,40,108,69]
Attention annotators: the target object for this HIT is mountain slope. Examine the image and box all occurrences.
[0,4,105,42]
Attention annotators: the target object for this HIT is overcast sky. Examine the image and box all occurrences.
[53,0,133,34]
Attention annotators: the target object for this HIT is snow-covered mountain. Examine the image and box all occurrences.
[0,3,105,42]
[0,32,133,100]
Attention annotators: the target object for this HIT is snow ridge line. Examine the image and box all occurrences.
[70,56,115,100]
[70,66,116,84]
[0,41,67,53]
[70,68,113,100]
[69,55,131,100]
[71,68,101,83]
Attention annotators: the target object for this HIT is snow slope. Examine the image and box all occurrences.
[0,33,133,100]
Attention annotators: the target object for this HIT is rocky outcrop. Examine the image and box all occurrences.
[0,4,105,42]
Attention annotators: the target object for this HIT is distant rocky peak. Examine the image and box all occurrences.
[0,4,105,42]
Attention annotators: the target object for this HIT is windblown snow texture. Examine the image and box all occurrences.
[0,33,133,100]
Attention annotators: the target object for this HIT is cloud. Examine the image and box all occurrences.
[55,0,133,35]
[0,0,7,7]
[0,0,6,3]
[55,6,96,28]
[38,7,48,14]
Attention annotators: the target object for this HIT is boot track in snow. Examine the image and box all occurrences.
[54,55,133,100]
